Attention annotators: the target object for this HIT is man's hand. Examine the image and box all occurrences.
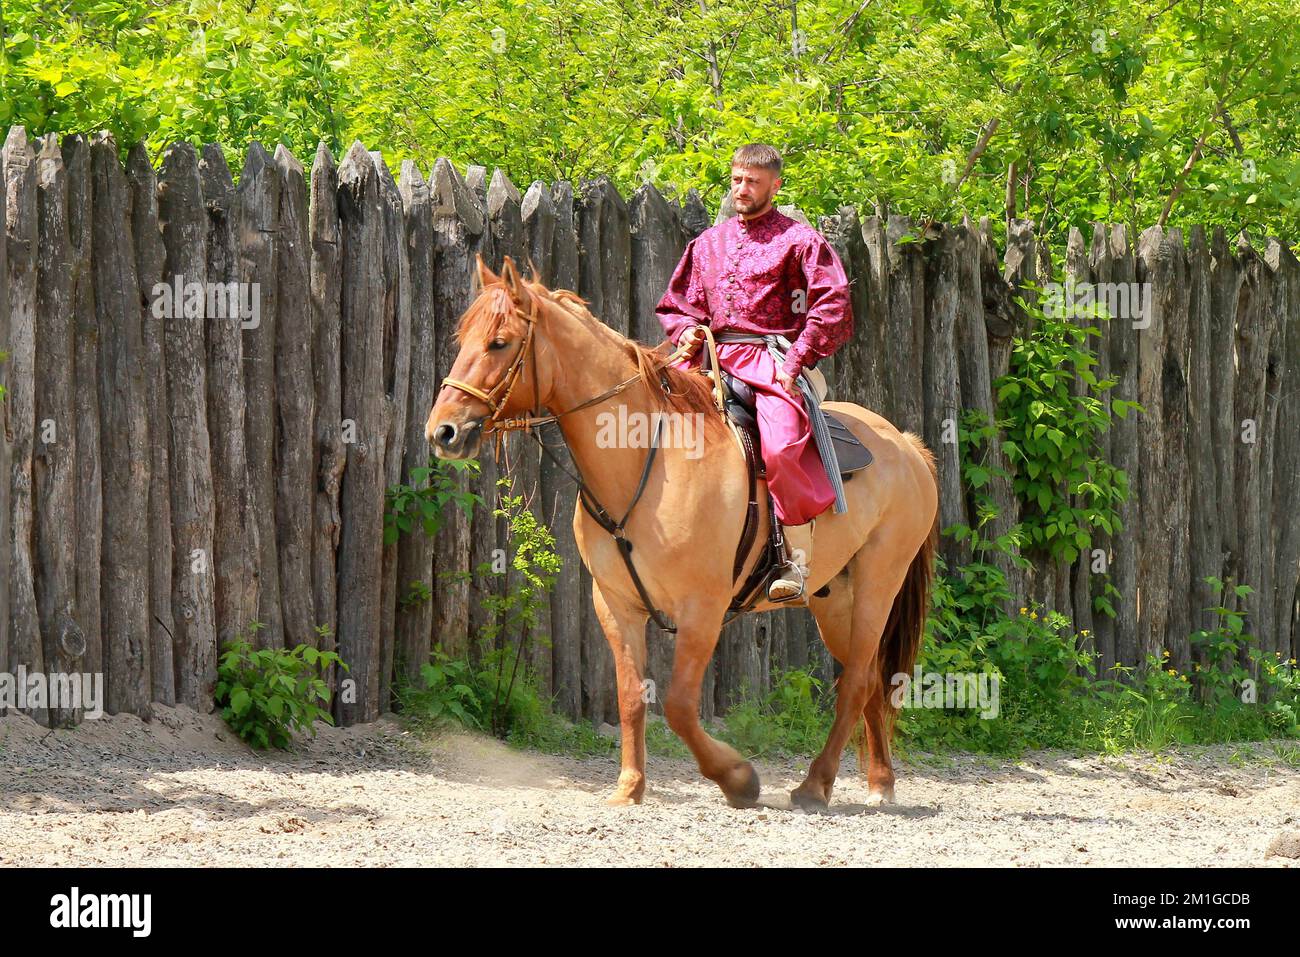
[776,368,801,398]
[679,325,707,356]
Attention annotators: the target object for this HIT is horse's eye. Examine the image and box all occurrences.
[489,338,509,351]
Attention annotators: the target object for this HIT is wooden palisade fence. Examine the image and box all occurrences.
[2,127,1297,726]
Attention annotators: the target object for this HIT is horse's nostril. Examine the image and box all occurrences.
[434,423,457,448]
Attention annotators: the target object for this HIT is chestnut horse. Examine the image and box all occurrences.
[427,255,938,811]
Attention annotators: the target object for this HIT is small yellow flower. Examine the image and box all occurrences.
[1291,658,1297,666]
[1080,629,1090,636]
[1019,607,1028,615]
[1030,612,1038,620]
[1179,674,1188,682]
[1167,668,1177,676]
[1193,663,1201,671]
[1162,649,1171,659]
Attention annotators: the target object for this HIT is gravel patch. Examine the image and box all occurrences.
[2,705,1296,866]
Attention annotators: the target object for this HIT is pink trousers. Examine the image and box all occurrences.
[673,342,835,526]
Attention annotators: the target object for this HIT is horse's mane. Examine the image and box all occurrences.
[456,275,728,433]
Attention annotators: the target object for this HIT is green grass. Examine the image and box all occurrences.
[396,645,1299,766]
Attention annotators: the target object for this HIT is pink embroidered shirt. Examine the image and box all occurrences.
[654,205,853,377]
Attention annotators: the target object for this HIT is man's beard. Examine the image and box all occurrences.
[735,190,773,212]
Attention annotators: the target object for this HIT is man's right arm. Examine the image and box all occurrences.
[655,237,710,344]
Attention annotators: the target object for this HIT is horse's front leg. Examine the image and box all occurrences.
[591,582,651,805]
[663,602,762,808]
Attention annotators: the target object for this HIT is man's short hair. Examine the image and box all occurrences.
[731,144,782,175]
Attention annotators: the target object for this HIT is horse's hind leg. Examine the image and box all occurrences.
[663,604,762,808]
[859,683,896,805]
[800,572,894,806]
[808,570,896,805]
[793,548,905,811]
[591,583,650,806]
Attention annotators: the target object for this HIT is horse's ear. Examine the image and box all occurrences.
[474,253,498,292]
[525,255,542,284]
[500,255,529,304]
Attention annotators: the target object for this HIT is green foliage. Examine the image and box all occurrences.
[395,472,592,751]
[1090,658,1195,751]
[899,551,1096,754]
[396,646,616,757]
[963,280,1134,567]
[1087,635,1300,751]
[1080,581,1300,751]
[450,478,564,738]
[1182,578,1300,738]
[901,551,1300,755]
[399,579,432,609]
[5,0,1298,248]
[476,480,562,655]
[1,0,354,162]
[402,648,490,733]
[384,456,482,546]
[214,623,345,750]
[719,669,835,759]
[645,716,692,759]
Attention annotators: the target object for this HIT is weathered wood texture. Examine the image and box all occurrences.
[132,144,176,708]
[89,133,152,716]
[373,153,411,712]
[33,134,79,725]
[5,128,44,724]
[237,143,283,648]
[0,122,9,711]
[201,145,258,669]
[427,158,479,666]
[4,128,1297,728]
[309,143,344,697]
[335,143,387,724]
[275,146,317,657]
[66,135,103,714]
[395,161,436,689]
[158,142,217,708]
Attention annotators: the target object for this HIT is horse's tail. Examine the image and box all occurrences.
[861,433,937,757]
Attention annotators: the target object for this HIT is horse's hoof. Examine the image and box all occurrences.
[864,786,895,807]
[790,785,830,813]
[721,762,762,808]
[605,792,642,807]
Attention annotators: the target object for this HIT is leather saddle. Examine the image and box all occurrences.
[720,372,874,477]
[688,345,875,618]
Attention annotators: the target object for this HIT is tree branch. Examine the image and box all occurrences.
[818,0,877,65]
[696,0,724,109]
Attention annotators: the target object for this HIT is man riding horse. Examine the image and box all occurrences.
[655,143,854,603]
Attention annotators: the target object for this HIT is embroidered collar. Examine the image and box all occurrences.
[737,205,779,230]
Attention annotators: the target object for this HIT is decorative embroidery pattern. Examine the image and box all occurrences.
[655,206,854,376]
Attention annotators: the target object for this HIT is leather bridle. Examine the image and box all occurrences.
[435,286,708,632]
[439,291,545,433]
[440,289,686,436]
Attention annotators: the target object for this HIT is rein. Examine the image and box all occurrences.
[439,290,743,634]
[442,293,692,438]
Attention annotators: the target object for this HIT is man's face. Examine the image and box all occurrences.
[731,164,780,217]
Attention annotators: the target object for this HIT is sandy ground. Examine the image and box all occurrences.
[1,704,1297,867]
